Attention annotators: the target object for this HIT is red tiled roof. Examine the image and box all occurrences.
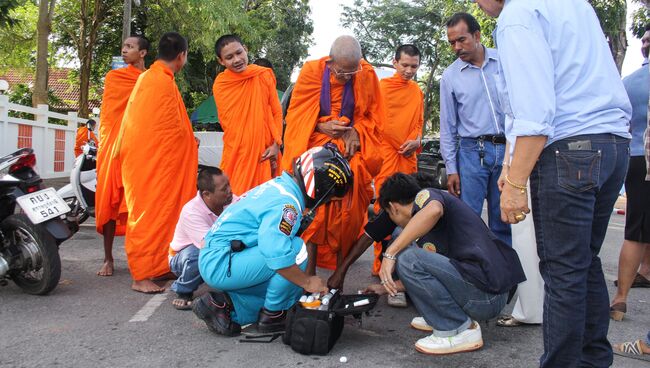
[0,68,101,111]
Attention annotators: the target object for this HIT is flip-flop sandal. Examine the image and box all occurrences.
[609,302,626,321]
[496,315,523,327]
[614,340,650,362]
[614,273,650,288]
[172,293,193,310]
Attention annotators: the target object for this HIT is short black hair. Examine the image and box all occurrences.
[395,44,421,61]
[410,172,435,189]
[253,58,273,70]
[378,173,421,210]
[446,12,481,34]
[215,34,243,59]
[157,32,188,62]
[86,118,96,126]
[198,166,224,193]
[130,34,150,52]
[645,24,650,32]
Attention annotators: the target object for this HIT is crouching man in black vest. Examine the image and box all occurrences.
[377,173,526,355]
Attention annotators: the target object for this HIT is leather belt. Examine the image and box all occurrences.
[471,135,506,144]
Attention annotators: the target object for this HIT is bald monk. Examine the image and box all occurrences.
[213,34,282,195]
[371,44,424,274]
[282,35,384,272]
[95,35,148,277]
[116,32,198,293]
[74,119,98,156]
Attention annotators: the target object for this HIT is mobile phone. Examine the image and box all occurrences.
[567,140,592,151]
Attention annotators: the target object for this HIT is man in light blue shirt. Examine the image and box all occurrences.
[439,12,511,246]
[475,0,631,367]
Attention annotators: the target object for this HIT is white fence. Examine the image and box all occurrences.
[0,95,224,179]
[0,94,86,179]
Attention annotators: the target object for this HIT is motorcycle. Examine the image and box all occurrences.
[57,143,97,226]
[0,148,73,295]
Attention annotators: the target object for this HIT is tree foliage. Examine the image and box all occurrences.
[0,1,38,71]
[0,0,22,28]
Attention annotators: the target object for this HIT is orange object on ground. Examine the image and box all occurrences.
[95,64,143,236]
[282,57,384,270]
[213,64,283,195]
[372,73,424,274]
[116,61,198,281]
[74,127,98,156]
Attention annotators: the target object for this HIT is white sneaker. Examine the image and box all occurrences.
[415,321,483,355]
[387,292,408,308]
[410,316,433,332]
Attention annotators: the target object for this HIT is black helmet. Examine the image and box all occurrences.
[293,143,353,209]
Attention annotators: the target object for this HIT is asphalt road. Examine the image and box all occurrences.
[0,180,648,368]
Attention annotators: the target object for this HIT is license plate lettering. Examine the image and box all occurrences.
[17,188,71,224]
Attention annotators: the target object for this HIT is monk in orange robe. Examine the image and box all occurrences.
[95,35,148,277]
[212,35,282,195]
[116,32,198,293]
[282,35,384,271]
[372,44,424,274]
[74,119,98,156]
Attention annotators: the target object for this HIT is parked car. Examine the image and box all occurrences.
[417,138,447,189]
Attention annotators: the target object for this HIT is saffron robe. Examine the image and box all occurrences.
[213,64,283,195]
[116,61,198,280]
[95,64,142,235]
[74,127,98,156]
[282,57,384,270]
[372,73,424,274]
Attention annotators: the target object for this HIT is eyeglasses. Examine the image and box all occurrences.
[329,63,363,78]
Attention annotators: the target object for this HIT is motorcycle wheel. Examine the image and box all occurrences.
[1,214,61,295]
[64,196,89,225]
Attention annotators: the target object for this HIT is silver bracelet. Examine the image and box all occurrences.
[382,252,397,261]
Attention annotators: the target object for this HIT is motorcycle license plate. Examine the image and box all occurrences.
[16,188,71,224]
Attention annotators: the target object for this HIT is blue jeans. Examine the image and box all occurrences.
[458,138,512,245]
[169,245,203,295]
[396,247,507,337]
[530,134,629,368]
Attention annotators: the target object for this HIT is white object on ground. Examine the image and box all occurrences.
[339,356,348,363]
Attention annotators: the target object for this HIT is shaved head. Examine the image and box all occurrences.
[329,35,362,63]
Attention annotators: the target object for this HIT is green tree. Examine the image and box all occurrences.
[631,0,650,38]
[0,1,38,71]
[589,0,627,72]
[342,0,466,134]
[0,0,22,28]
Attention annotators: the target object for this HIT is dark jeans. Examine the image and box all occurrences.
[530,134,629,368]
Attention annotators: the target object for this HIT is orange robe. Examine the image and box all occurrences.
[74,127,98,156]
[95,65,142,236]
[213,64,283,195]
[282,57,384,270]
[116,61,198,280]
[372,73,424,274]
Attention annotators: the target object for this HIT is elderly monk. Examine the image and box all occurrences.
[213,34,282,195]
[95,35,148,277]
[74,119,98,156]
[282,35,384,272]
[371,44,424,274]
[116,32,198,293]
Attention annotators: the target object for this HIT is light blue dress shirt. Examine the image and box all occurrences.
[623,59,649,156]
[439,46,505,175]
[495,0,631,148]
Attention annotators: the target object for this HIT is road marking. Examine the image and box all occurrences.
[129,292,169,322]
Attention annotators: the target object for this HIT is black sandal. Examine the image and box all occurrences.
[172,292,194,310]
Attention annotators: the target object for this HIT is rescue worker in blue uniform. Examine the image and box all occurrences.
[193,144,354,336]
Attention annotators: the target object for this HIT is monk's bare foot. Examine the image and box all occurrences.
[150,271,177,281]
[131,279,165,294]
[97,260,114,276]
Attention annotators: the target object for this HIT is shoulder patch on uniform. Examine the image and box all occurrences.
[414,190,430,208]
[422,242,437,253]
[279,204,299,235]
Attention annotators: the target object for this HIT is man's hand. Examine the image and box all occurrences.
[500,178,530,224]
[497,164,508,192]
[260,142,279,162]
[398,139,420,157]
[327,268,347,290]
[341,128,360,159]
[378,258,398,296]
[447,173,461,197]
[316,120,351,139]
[304,275,329,295]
